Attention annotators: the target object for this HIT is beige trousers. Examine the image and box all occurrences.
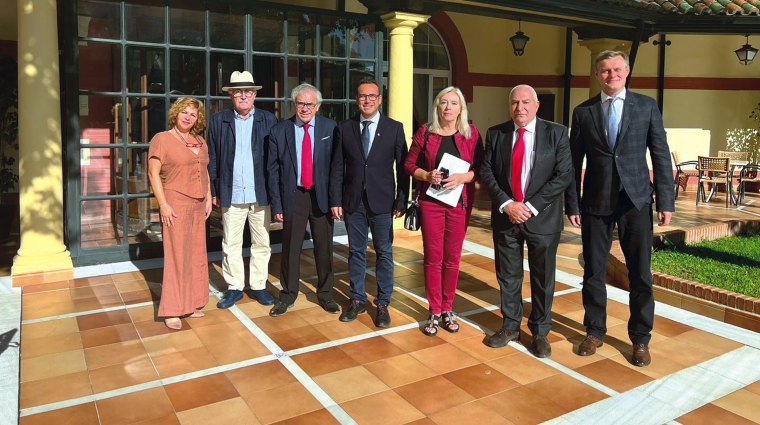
[221,202,271,291]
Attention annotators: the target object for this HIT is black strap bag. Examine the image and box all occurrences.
[404,130,429,231]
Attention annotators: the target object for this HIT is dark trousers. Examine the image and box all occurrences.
[279,187,335,305]
[493,225,559,336]
[581,192,655,345]
[344,193,394,306]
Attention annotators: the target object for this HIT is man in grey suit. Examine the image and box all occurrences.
[565,50,675,367]
[481,85,573,358]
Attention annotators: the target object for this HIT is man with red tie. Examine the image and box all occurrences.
[480,85,573,358]
[267,83,339,317]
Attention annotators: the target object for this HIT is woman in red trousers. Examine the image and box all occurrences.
[404,87,484,336]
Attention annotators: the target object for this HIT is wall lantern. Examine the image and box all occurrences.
[735,35,758,65]
[510,19,530,56]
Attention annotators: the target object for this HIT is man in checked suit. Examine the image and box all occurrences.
[329,78,409,328]
[480,85,573,358]
[267,83,340,317]
[564,50,675,367]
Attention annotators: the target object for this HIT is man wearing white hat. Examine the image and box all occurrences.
[207,70,278,309]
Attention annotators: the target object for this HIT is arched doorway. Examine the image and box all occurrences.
[412,23,451,133]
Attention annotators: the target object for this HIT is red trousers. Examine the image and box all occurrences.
[420,197,470,314]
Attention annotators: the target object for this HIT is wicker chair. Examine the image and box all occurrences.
[696,156,732,207]
[738,164,760,205]
[672,151,698,200]
[717,151,749,162]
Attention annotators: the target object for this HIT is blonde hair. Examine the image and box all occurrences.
[427,87,471,139]
[168,97,206,136]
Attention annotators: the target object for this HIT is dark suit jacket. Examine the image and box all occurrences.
[207,108,278,208]
[480,118,573,234]
[267,115,338,221]
[329,114,409,214]
[564,91,675,216]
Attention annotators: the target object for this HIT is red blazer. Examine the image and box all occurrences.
[404,124,484,209]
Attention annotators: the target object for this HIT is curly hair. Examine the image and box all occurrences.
[167,97,206,135]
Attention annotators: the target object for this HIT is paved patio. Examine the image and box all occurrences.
[3,187,760,425]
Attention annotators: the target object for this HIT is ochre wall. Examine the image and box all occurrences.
[0,0,16,41]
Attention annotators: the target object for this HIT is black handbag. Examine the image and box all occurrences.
[404,130,429,231]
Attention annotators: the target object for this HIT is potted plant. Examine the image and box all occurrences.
[0,55,19,242]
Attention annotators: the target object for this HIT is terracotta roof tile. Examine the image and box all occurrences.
[591,0,760,14]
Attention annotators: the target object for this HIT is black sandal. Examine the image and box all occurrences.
[423,314,440,337]
[441,312,460,333]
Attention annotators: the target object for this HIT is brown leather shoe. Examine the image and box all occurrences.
[577,335,603,356]
[533,334,552,358]
[631,344,651,367]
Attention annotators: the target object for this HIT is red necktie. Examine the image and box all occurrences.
[511,127,526,202]
[301,123,313,189]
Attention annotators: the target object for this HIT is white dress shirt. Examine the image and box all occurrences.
[500,117,539,216]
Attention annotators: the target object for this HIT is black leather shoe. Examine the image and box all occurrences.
[269,301,294,317]
[375,305,391,328]
[533,334,552,358]
[318,299,340,314]
[217,290,244,309]
[486,327,520,348]
[339,300,366,322]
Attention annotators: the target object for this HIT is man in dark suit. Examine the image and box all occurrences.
[564,50,675,367]
[267,83,339,317]
[480,85,573,358]
[329,78,409,328]
[207,71,277,309]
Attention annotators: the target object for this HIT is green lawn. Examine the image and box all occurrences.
[651,233,760,299]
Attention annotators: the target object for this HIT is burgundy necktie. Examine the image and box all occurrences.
[301,123,313,189]
[511,127,526,202]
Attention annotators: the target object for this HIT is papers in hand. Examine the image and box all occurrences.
[426,153,471,207]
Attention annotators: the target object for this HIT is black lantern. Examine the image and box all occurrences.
[735,35,758,66]
[510,19,530,57]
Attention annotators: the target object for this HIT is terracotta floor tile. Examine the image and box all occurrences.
[673,329,745,355]
[76,309,133,331]
[22,290,74,307]
[291,346,360,377]
[480,386,568,425]
[449,335,519,362]
[340,390,425,425]
[746,380,760,396]
[606,353,687,380]
[409,343,480,375]
[649,337,719,367]
[653,316,694,337]
[395,376,475,415]
[573,358,653,392]
[225,360,297,396]
[270,409,340,425]
[185,308,237,329]
[151,346,219,378]
[19,402,99,425]
[363,353,438,388]
[525,373,608,412]
[293,305,342,324]
[131,414,182,425]
[142,330,205,357]
[80,323,140,348]
[175,397,260,425]
[111,271,147,283]
[20,371,92,408]
[21,317,79,341]
[550,297,585,315]
[462,311,504,333]
[135,318,191,339]
[712,389,760,422]
[73,294,124,313]
[436,318,489,344]
[20,349,87,382]
[337,335,406,364]
[253,313,311,334]
[443,363,520,399]
[676,402,759,425]
[96,387,175,425]
[238,300,274,319]
[22,280,71,294]
[20,332,82,359]
[84,340,149,370]
[70,275,114,288]
[429,400,516,425]
[113,279,152,293]
[21,299,76,320]
[356,305,415,330]
[164,373,240,412]
[381,329,447,353]
[486,353,560,386]
[129,305,159,323]
[89,357,159,393]
[70,283,120,300]
[403,419,438,425]
[243,381,323,424]
[316,318,374,341]
[121,289,158,305]
[313,365,390,403]
[268,325,330,352]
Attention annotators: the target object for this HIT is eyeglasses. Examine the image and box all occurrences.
[231,90,255,98]
[358,94,380,101]
[295,102,318,110]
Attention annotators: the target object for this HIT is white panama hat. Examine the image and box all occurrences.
[221,71,263,92]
